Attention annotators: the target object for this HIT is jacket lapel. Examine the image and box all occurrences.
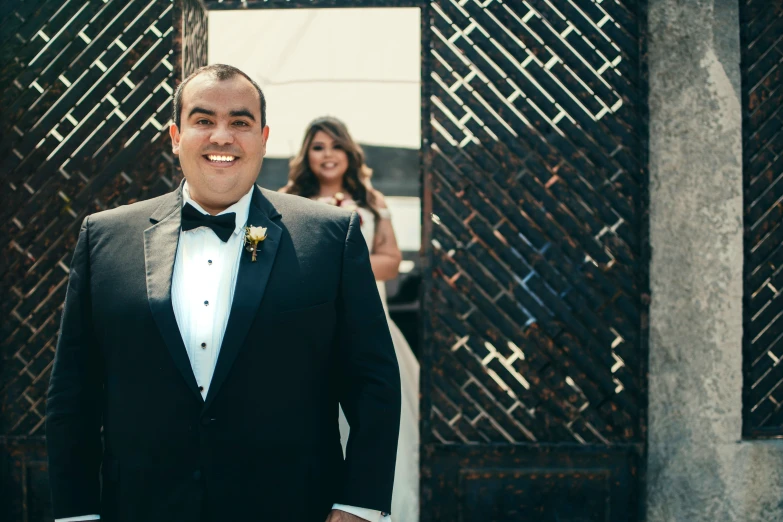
[203,186,283,410]
[144,187,203,402]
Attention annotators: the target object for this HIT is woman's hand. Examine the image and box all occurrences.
[325,510,368,522]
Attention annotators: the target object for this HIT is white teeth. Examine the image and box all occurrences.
[207,154,236,162]
[323,162,336,168]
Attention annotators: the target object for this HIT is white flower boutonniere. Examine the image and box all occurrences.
[244,225,268,262]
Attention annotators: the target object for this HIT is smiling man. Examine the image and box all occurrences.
[46,64,401,522]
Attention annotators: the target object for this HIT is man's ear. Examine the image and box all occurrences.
[170,123,181,155]
[261,125,270,156]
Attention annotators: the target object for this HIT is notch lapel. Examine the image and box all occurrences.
[144,188,203,402]
[203,187,282,410]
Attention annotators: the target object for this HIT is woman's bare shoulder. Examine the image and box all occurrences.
[371,189,389,208]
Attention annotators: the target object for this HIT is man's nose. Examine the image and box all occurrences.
[210,124,234,145]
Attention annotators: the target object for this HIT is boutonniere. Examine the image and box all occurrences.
[244,225,267,262]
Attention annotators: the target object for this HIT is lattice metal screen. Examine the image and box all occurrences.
[0,1,207,517]
[425,0,646,445]
[741,0,783,438]
[0,0,183,438]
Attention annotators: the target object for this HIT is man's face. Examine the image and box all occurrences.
[170,73,270,214]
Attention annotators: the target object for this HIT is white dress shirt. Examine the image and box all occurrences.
[56,183,391,522]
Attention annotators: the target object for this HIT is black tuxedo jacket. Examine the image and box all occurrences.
[45,185,401,522]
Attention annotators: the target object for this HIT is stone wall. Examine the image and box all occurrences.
[647,0,783,520]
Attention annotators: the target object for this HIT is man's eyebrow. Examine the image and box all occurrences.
[188,107,215,118]
[229,109,256,121]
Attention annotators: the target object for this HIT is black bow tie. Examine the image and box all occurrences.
[181,203,236,242]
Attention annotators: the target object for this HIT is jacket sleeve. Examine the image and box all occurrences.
[335,211,402,514]
[46,216,104,518]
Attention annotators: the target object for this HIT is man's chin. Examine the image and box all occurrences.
[184,180,250,210]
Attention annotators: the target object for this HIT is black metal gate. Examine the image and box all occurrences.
[0,1,648,520]
[420,1,648,520]
[741,0,783,439]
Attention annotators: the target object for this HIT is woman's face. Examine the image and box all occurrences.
[307,130,349,185]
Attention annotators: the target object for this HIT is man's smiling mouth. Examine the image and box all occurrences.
[206,154,236,162]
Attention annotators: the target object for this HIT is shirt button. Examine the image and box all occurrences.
[204,300,209,306]
[208,260,212,265]
[199,386,204,392]
[201,342,207,349]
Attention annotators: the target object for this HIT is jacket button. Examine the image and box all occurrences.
[201,417,214,426]
[193,470,201,481]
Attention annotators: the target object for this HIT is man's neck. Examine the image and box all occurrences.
[191,199,231,216]
[184,184,242,216]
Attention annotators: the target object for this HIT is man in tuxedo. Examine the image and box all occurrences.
[46,64,401,522]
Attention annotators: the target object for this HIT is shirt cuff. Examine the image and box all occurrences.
[332,503,392,522]
[59,507,393,522]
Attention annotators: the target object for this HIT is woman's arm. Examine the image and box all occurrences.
[369,192,403,282]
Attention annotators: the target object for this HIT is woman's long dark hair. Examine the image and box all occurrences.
[282,116,380,222]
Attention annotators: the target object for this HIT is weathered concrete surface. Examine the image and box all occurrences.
[647,0,783,520]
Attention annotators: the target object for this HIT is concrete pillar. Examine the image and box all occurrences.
[647,0,783,520]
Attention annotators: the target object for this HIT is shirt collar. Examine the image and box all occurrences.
[182,182,254,236]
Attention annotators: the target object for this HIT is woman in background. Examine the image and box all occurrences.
[281,116,419,521]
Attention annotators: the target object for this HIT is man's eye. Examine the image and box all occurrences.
[233,121,249,126]
[196,119,211,125]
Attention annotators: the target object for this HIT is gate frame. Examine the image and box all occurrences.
[177,1,650,520]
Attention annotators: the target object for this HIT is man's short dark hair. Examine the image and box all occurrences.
[172,64,267,129]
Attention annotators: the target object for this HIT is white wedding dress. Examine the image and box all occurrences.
[339,206,420,522]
